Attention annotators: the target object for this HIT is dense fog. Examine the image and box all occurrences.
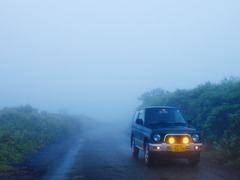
[1,0,240,123]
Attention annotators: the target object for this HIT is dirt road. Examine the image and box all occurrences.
[3,123,240,179]
[67,124,240,180]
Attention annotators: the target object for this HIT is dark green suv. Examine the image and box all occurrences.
[131,106,202,166]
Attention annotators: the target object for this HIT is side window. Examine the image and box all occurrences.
[138,110,145,122]
[133,111,139,123]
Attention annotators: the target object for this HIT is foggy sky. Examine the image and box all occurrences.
[1,0,240,122]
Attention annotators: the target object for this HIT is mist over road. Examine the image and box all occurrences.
[5,122,239,179]
[66,123,240,180]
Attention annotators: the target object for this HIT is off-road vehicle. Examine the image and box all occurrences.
[131,106,202,166]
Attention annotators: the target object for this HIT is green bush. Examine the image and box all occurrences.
[138,77,240,167]
[0,105,82,173]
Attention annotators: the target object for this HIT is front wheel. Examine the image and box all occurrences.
[144,142,153,166]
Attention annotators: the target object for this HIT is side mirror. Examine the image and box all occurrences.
[196,124,201,130]
[136,118,143,125]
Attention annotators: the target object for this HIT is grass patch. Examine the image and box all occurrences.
[0,105,83,174]
[0,164,13,174]
[202,144,240,168]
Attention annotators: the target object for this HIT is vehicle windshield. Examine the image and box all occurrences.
[145,108,186,125]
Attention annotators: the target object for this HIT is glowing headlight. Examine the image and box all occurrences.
[182,137,189,144]
[192,134,199,142]
[153,134,161,142]
[168,137,175,144]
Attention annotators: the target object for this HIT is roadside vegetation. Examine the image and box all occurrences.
[138,77,240,167]
[0,105,83,174]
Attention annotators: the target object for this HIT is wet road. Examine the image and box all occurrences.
[65,124,240,180]
[3,123,239,179]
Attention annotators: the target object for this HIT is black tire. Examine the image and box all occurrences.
[131,138,139,157]
[144,142,153,166]
[188,153,200,166]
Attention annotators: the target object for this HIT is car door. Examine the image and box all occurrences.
[134,110,145,149]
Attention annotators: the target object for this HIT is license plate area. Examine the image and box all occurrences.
[171,145,186,152]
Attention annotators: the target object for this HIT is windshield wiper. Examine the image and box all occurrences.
[148,121,186,125]
[148,122,173,124]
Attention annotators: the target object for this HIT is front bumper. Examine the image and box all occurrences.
[149,143,203,152]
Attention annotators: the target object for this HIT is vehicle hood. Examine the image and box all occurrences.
[151,126,198,134]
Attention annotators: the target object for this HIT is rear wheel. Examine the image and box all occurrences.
[131,138,139,157]
[144,142,153,166]
[188,153,200,166]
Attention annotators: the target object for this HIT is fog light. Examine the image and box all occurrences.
[153,146,161,150]
[195,145,202,150]
[182,137,189,144]
[168,137,175,144]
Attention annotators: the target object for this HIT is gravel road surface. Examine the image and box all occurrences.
[3,123,240,180]
[67,124,240,180]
